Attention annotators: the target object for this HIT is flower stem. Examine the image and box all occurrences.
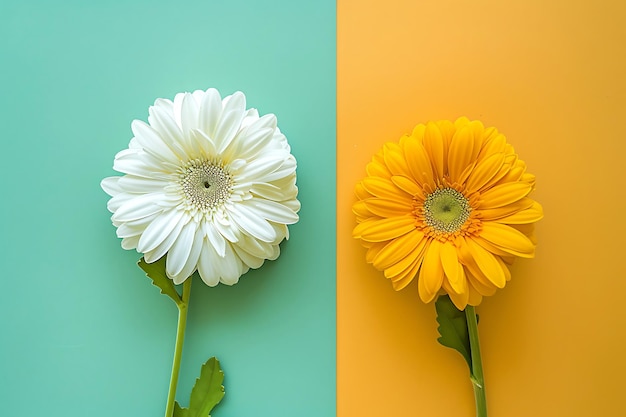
[465,306,487,417]
[164,278,192,417]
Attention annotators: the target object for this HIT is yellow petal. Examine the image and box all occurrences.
[494,201,543,224]
[440,242,467,295]
[437,119,456,148]
[509,222,537,244]
[384,236,425,278]
[467,280,485,306]
[466,269,498,296]
[442,277,469,310]
[465,152,506,193]
[465,238,506,288]
[391,268,417,290]
[354,182,371,200]
[479,161,513,191]
[373,229,426,270]
[354,216,415,242]
[352,200,370,219]
[454,116,471,129]
[363,198,412,218]
[366,159,391,179]
[479,222,535,258]
[520,173,536,188]
[411,123,426,140]
[418,240,444,303]
[496,255,512,281]
[496,163,525,185]
[391,175,424,199]
[403,136,435,187]
[477,132,506,161]
[423,121,445,179]
[390,255,422,291]
[476,197,534,221]
[448,125,477,182]
[478,182,532,208]
[473,235,515,258]
[361,177,413,204]
[365,242,386,264]
[384,142,411,177]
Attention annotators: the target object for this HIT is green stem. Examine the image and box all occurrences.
[465,306,487,417]
[164,278,192,417]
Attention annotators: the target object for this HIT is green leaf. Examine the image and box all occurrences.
[176,357,225,417]
[137,257,181,306]
[173,401,188,417]
[435,295,474,372]
[172,358,225,417]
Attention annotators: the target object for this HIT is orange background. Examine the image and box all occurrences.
[337,1,626,416]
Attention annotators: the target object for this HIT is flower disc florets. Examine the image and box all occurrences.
[102,88,300,286]
[423,188,471,234]
[179,159,233,214]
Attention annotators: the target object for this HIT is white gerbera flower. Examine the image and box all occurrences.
[101,88,300,286]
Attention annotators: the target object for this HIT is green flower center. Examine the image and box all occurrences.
[424,188,471,233]
[180,159,233,211]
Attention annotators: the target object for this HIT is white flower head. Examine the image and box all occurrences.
[102,88,300,286]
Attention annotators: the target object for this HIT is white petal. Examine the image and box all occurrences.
[269,223,289,246]
[197,240,220,286]
[166,220,198,277]
[248,183,284,200]
[258,158,297,183]
[121,235,140,250]
[171,229,204,284]
[117,176,168,193]
[235,153,285,183]
[228,203,276,243]
[137,209,185,253]
[222,91,246,114]
[172,92,185,128]
[113,152,171,180]
[217,242,243,284]
[190,129,217,158]
[101,177,122,196]
[225,127,274,161]
[241,199,299,224]
[232,244,265,269]
[223,114,276,160]
[107,192,134,212]
[236,233,277,258]
[153,97,174,112]
[113,193,165,222]
[203,221,226,256]
[198,88,223,137]
[215,109,245,154]
[131,120,180,164]
[144,215,186,263]
[116,214,157,238]
[180,92,200,136]
[191,89,205,103]
[213,211,239,242]
[148,105,186,156]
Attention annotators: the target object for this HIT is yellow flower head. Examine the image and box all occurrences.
[353,117,543,309]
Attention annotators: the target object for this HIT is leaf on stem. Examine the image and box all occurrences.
[173,401,188,417]
[137,257,182,306]
[175,357,226,417]
[435,295,475,372]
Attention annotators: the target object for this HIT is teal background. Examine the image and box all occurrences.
[0,1,335,416]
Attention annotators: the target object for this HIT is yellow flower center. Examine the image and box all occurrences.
[423,188,471,234]
[180,159,233,212]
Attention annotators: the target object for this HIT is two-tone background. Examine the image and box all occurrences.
[1,1,625,416]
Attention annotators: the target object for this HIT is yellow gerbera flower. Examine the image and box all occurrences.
[353,117,543,309]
